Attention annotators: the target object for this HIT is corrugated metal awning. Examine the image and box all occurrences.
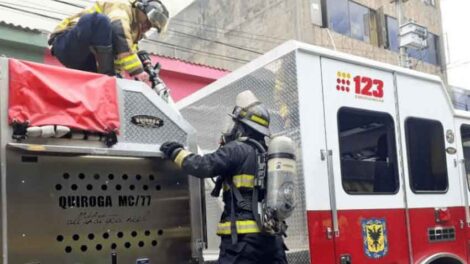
[0,0,86,32]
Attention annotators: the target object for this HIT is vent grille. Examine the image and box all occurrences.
[428,227,455,242]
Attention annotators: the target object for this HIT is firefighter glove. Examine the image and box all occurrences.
[160,141,183,159]
[134,71,150,83]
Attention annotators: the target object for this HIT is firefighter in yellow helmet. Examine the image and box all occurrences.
[160,91,288,264]
[48,0,169,79]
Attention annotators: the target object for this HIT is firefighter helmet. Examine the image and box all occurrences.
[135,0,169,33]
[230,90,271,137]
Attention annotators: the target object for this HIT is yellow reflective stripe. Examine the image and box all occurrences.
[123,61,141,72]
[250,115,269,126]
[232,174,255,188]
[115,54,139,64]
[115,54,142,72]
[222,174,255,191]
[217,220,260,235]
[132,44,139,52]
[86,3,102,13]
[94,3,103,13]
[57,18,70,30]
[174,149,191,168]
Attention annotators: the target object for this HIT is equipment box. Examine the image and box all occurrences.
[0,58,204,263]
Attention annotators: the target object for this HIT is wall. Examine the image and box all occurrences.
[145,0,296,70]
[154,0,445,79]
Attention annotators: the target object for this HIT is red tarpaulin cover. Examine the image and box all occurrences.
[8,59,120,133]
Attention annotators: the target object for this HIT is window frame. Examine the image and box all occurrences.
[337,107,400,195]
[325,0,351,36]
[325,0,377,44]
[405,117,449,194]
[348,1,371,42]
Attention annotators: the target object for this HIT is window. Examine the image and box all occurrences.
[326,0,377,43]
[423,0,436,7]
[385,16,441,66]
[349,2,370,42]
[461,125,470,190]
[405,118,448,192]
[426,33,440,65]
[326,0,350,35]
[386,16,399,52]
[452,87,470,111]
[338,108,399,194]
[407,33,440,65]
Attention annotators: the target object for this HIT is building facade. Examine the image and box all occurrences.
[0,22,49,62]
[153,0,445,78]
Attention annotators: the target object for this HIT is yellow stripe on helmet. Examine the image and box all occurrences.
[250,115,269,127]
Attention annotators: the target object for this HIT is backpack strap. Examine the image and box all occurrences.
[224,138,268,243]
[229,186,238,244]
[237,137,267,233]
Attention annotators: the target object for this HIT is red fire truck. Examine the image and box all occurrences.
[2,40,469,264]
[179,40,470,264]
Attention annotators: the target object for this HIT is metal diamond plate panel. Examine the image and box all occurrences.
[122,91,187,144]
[182,52,311,263]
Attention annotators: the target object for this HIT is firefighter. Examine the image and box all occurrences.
[160,91,288,264]
[48,0,169,78]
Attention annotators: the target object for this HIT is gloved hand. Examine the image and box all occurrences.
[160,141,184,159]
[133,71,150,83]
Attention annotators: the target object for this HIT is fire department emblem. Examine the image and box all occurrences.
[362,218,388,259]
[336,71,352,93]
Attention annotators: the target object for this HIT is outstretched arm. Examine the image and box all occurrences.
[160,141,241,179]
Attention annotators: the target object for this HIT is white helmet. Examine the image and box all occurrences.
[136,0,169,33]
[230,90,271,137]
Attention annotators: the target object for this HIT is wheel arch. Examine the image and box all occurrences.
[420,253,465,264]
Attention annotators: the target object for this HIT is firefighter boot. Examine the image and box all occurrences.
[90,45,115,76]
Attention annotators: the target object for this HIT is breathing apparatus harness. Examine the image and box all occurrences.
[211,136,271,245]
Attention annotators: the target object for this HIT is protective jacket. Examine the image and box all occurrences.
[174,140,262,236]
[49,0,144,75]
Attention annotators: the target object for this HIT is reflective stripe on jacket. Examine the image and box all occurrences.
[216,220,260,235]
[222,174,255,191]
[50,0,144,75]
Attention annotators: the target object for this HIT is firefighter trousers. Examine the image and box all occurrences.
[217,233,288,264]
[51,13,112,72]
